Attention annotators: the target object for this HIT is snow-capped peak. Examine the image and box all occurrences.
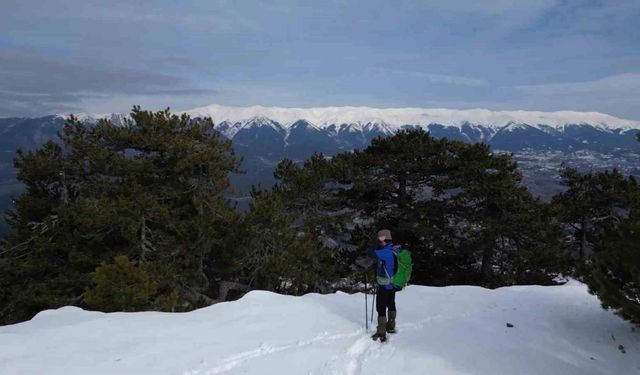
[53,104,640,133]
[220,115,286,138]
[183,104,640,131]
[244,115,278,127]
[55,112,128,125]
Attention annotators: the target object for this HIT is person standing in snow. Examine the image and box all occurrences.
[370,229,398,342]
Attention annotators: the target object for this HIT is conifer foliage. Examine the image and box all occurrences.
[556,165,640,324]
[552,167,637,260]
[232,189,335,295]
[275,129,567,287]
[85,255,157,312]
[587,212,640,324]
[0,107,240,324]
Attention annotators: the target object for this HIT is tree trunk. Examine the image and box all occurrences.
[480,240,494,284]
[215,281,251,303]
[580,217,586,260]
[398,173,407,207]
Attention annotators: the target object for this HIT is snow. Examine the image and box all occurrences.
[183,104,640,131]
[1,280,638,375]
[502,122,533,132]
[54,112,128,126]
[222,116,286,139]
[54,105,640,134]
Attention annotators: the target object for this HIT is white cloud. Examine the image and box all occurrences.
[517,73,640,98]
[515,73,640,119]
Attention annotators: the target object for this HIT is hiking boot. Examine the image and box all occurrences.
[386,310,397,333]
[371,315,387,342]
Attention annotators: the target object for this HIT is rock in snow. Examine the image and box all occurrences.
[0,280,639,374]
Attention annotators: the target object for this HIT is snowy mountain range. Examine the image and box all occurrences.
[33,104,637,147]
[1,105,639,197]
[179,104,640,154]
[184,104,640,129]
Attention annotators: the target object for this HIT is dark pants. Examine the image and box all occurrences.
[376,286,396,315]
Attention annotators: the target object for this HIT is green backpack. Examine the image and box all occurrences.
[391,249,413,290]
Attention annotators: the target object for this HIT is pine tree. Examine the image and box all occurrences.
[235,189,335,294]
[552,167,637,260]
[580,136,640,324]
[587,213,640,323]
[274,153,356,277]
[413,141,566,286]
[340,129,466,285]
[274,129,567,287]
[85,255,157,312]
[0,107,240,324]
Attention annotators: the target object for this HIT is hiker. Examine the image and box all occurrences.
[370,229,397,342]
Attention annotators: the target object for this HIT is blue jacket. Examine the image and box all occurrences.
[371,242,396,290]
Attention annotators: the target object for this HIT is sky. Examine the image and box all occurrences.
[0,0,639,119]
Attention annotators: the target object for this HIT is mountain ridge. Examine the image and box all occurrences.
[3,105,638,198]
[182,104,640,131]
[52,104,640,133]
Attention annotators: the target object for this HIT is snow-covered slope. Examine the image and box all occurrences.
[184,104,640,131]
[52,104,640,143]
[1,281,638,375]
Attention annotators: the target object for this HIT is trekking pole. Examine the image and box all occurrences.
[364,272,369,331]
[370,280,376,325]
